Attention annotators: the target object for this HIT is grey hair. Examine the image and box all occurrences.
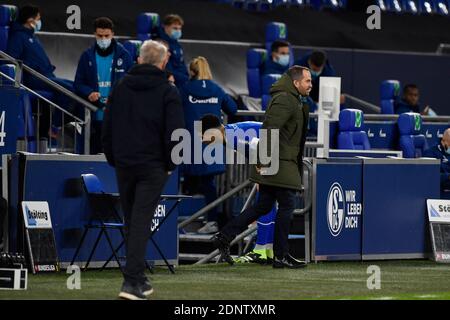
[139,40,168,66]
[287,65,310,81]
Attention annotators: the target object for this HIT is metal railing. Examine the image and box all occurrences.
[0,50,97,154]
[194,158,313,264]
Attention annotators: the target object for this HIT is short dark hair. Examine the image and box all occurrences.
[18,4,40,24]
[94,17,114,31]
[200,114,221,134]
[163,14,184,26]
[287,65,310,81]
[270,40,290,53]
[309,50,327,68]
[403,84,418,94]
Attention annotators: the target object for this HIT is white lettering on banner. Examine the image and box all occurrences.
[188,95,219,104]
[151,205,166,232]
[379,129,386,138]
[0,111,6,147]
[327,184,362,237]
[98,81,112,88]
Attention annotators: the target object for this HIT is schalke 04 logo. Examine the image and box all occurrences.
[327,182,345,237]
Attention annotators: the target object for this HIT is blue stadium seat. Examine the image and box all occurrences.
[265,22,288,52]
[377,0,390,10]
[123,40,142,62]
[380,80,401,114]
[418,0,436,13]
[387,0,404,12]
[0,5,17,52]
[402,0,420,13]
[0,63,16,85]
[247,48,267,98]
[244,0,272,11]
[398,112,428,158]
[261,74,281,110]
[337,109,371,150]
[322,0,347,10]
[434,0,449,15]
[232,0,246,9]
[264,21,293,67]
[136,12,160,41]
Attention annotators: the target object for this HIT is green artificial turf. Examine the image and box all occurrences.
[1,260,450,300]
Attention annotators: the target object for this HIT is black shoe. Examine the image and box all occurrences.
[140,280,154,297]
[118,281,147,300]
[273,254,307,269]
[211,232,234,266]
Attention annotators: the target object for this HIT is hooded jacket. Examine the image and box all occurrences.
[102,64,185,170]
[250,73,310,190]
[6,22,55,82]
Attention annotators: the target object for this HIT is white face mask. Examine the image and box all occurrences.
[33,19,42,32]
[97,38,112,50]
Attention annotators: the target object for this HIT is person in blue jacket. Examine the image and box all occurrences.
[180,56,237,234]
[74,17,133,154]
[156,14,189,88]
[7,4,75,137]
[423,128,450,194]
[295,50,336,104]
[262,40,291,76]
[395,84,437,116]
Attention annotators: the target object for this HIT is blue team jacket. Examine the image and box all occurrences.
[295,53,336,102]
[6,22,55,81]
[157,27,189,87]
[180,79,237,176]
[262,58,288,76]
[74,41,133,100]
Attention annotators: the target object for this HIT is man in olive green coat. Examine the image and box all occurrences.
[213,66,312,268]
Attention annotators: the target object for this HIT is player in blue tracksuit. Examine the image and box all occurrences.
[156,14,189,88]
[180,57,237,233]
[74,17,133,154]
[7,5,75,136]
[423,128,450,195]
[200,114,277,263]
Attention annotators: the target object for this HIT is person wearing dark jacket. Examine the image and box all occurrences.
[423,128,450,194]
[180,56,237,233]
[212,66,311,269]
[156,14,189,87]
[102,40,184,300]
[262,40,291,76]
[74,17,133,154]
[7,4,75,135]
[295,50,336,103]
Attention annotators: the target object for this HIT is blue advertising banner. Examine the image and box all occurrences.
[8,154,179,266]
[313,158,363,260]
[0,88,23,156]
[362,158,440,259]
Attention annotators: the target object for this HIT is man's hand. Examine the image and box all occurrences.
[88,92,101,102]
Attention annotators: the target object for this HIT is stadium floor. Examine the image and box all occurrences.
[1,260,450,300]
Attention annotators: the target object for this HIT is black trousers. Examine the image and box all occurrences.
[221,184,297,259]
[115,165,168,285]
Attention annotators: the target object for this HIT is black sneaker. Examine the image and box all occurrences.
[273,254,307,269]
[211,232,234,266]
[118,281,147,300]
[140,280,154,297]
